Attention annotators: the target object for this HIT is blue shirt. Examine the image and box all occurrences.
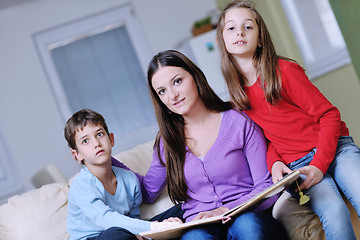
[67,166,151,240]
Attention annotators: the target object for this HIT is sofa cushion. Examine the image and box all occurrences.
[0,182,69,240]
[273,191,360,240]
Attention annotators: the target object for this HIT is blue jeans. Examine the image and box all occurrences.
[287,136,360,240]
[180,211,288,240]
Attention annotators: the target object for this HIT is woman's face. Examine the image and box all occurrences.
[151,66,200,116]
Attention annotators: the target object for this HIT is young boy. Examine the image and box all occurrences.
[64,109,178,240]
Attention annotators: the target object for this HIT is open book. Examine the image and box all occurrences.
[140,170,300,240]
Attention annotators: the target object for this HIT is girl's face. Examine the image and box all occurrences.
[222,7,259,59]
[151,66,200,116]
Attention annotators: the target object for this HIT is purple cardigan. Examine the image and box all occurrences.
[113,109,278,221]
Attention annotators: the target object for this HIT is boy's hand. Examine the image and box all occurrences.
[192,207,229,221]
[161,217,183,223]
[271,161,292,183]
[150,219,182,230]
[298,165,323,190]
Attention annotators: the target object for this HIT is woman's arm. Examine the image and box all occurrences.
[222,116,278,212]
[140,141,167,203]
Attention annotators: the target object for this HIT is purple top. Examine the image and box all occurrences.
[112,109,277,221]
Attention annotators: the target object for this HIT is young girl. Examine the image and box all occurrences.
[216,1,360,239]
[140,50,288,239]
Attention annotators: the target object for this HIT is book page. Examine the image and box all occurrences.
[141,170,300,240]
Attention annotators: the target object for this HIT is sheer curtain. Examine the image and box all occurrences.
[34,5,158,152]
[51,25,157,152]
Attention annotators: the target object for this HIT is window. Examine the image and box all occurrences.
[34,4,157,152]
[281,0,351,79]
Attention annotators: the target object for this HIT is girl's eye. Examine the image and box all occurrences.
[227,26,234,31]
[174,78,182,86]
[158,89,166,95]
[82,139,88,144]
[245,25,253,30]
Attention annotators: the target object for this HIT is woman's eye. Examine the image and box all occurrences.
[174,78,182,86]
[158,89,165,95]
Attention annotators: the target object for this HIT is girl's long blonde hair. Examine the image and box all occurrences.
[216,0,292,110]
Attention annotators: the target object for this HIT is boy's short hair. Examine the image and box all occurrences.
[64,109,110,150]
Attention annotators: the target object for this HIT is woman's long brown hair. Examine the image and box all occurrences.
[147,50,233,204]
[216,0,294,111]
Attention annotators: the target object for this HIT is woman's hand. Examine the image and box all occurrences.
[298,165,324,190]
[192,207,229,221]
[271,161,292,183]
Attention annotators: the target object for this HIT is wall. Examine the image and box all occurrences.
[0,0,218,203]
[215,0,360,145]
[330,0,360,81]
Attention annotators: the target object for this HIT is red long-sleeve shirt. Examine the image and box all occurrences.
[244,59,349,174]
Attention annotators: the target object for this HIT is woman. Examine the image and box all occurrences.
[138,50,288,240]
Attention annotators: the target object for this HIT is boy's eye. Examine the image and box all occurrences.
[97,132,104,137]
[174,78,182,86]
[158,89,166,95]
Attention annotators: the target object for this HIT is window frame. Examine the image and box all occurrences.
[33,4,158,152]
[280,0,351,80]
[33,3,152,121]
[0,129,22,200]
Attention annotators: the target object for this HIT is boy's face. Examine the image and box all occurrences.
[72,123,114,167]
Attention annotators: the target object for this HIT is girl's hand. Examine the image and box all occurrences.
[271,161,292,183]
[192,207,229,221]
[298,165,324,190]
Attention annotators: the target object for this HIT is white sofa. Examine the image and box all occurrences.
[0,140,359,240]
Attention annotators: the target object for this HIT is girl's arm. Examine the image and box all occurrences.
[282,62,341,174]
[267,142,292,183]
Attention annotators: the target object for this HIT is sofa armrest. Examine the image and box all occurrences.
[0,183,69,240]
